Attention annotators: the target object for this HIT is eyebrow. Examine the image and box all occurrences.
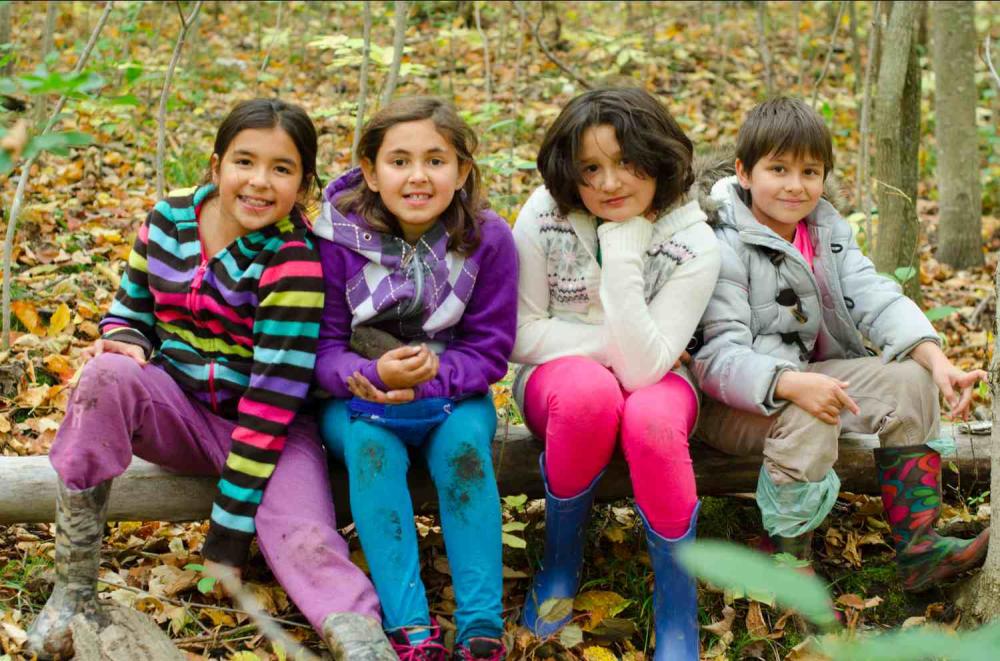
[231,149,298,166]
[385,147,449,156]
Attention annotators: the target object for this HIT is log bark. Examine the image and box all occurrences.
[70,604,184,661]
[929,1,983,269]
[0,424,989,525]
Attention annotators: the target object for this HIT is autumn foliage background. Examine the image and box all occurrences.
[1,1,999,659]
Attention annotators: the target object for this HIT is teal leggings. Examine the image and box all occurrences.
[320,395,503,643]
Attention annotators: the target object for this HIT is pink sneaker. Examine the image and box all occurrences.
[452,637,506,661]
[388,625,447,661]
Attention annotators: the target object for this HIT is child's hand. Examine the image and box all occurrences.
[775,371,860,425]
[929,363,986,420]
[81,338,147,366]
[909,341,987,420]
[348,372,415,404]
[376,344,439,389]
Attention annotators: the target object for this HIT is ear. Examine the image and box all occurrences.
[455,160,472,190]
[734,159,752,189]
[360,158,379,192]
[210,153,221,185]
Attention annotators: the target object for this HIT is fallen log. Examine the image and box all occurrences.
[0,423,990,525]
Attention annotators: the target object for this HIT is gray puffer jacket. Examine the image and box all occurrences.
[691,176,938,416]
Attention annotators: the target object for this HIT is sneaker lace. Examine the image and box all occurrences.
[389,626,447,661]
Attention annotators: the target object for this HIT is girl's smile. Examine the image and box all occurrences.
[576,124,657,222]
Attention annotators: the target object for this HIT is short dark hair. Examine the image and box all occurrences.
[338,96,484,255]
[204,98,320,213]
[536,87,694,216]
[736,98,834,178]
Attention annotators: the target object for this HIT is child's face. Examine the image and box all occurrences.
[735,150,825,241]
[577,124,656,223]
[361,118,471,244]
[210,126,304,236]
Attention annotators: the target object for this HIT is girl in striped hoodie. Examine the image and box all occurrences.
[29,99,395,660]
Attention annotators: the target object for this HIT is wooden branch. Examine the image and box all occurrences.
[381,1,408,107]
[474,0,493,103]
[1,1,113,350]
[521,3,590,91]
[756,1,773,97]
[811,0,847,108]
[986,33,1000,90]
[1,424,989,525]
[351,2,372,166]
[257,1,284,80]
[155,1,203,201]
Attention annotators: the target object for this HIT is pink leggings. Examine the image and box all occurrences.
[523,356,699,538]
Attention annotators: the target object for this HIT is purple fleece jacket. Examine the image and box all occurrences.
[313,169,518,400]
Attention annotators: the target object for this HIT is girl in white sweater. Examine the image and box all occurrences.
[511,88,719,660]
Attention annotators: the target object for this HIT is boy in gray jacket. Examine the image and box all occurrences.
[692,98,988,591]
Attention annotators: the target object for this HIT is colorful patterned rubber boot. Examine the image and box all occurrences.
[387,625,448,661]
[26,479,112,660]
[321,613,398,660]
[521,454,604,637]
[874,444,989,592]
[452,636,507,660]
[637,501,700,661]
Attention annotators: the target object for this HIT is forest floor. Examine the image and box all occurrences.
[0,2,998,659]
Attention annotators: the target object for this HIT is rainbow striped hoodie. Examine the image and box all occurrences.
[101,185,325,566]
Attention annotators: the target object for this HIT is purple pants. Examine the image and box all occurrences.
[49,353,380,631]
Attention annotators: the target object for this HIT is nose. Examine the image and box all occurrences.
[597,168,621,193]
[784,172,804,192]
[408,163,429,183]
[248,166,270,189]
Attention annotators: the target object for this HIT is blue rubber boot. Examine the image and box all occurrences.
[637,501,701,661]
[521,454,604,637]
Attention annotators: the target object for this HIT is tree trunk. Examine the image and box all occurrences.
[351,2,372,166]
[756,1,773,97]
[0,1,13,77]
[960,32,1000,623]
[873,1,923,303]
[381,0,408,107]
[929,1,983,269]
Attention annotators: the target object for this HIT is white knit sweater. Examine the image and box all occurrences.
[511,186,721,404]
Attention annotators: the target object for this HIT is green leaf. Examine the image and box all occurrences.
[0,148,12,176]
[502,494,528,509]
[183,563,206,572]
[675,540,837,630]
[502,521,527,532]
[893,266,917,283]
[559,623,584,648]
[538,596,575,623]
[924,306,958,322]
[22,131,94,160]
[501,532,526,548]
[196,576,217,594]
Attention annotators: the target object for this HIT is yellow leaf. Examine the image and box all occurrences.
[43,354,76,382]
[47,303,71,336]
[582,647,618,661]
[0,413,10,433]
[11,300,44,335]
[575,590,632,630]
[202,607,236,628]
[227,652,261,661]
[602,523,626,543]
[16,385,51,408]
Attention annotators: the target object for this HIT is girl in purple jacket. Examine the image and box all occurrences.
[313,97,517,661]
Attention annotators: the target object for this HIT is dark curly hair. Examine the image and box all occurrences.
[537,87,694,216]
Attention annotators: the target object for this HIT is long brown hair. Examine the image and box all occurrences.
[338,97,485,254]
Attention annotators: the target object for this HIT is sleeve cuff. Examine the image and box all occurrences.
[359,360,389,391]
[201,523,252,568]
[100,327,153,359]
[597,217,653,257]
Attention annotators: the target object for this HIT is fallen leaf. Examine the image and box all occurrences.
[47,303,71,336]
[559,623,583,649]
[0,119,29,161]
[582,645,618,661]
[575,590,632,630]
[702,605,736,637]
[746,600,769,638]
[11,300,44,335]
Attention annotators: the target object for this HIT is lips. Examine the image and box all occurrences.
[603,196,628,206]
[238,195,274,209]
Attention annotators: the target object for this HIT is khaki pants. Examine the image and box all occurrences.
[696,357,940,486]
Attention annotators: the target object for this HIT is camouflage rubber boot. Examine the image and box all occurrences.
[322,612,398,660]
[26,479,112,659]
[875,445,989,592]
